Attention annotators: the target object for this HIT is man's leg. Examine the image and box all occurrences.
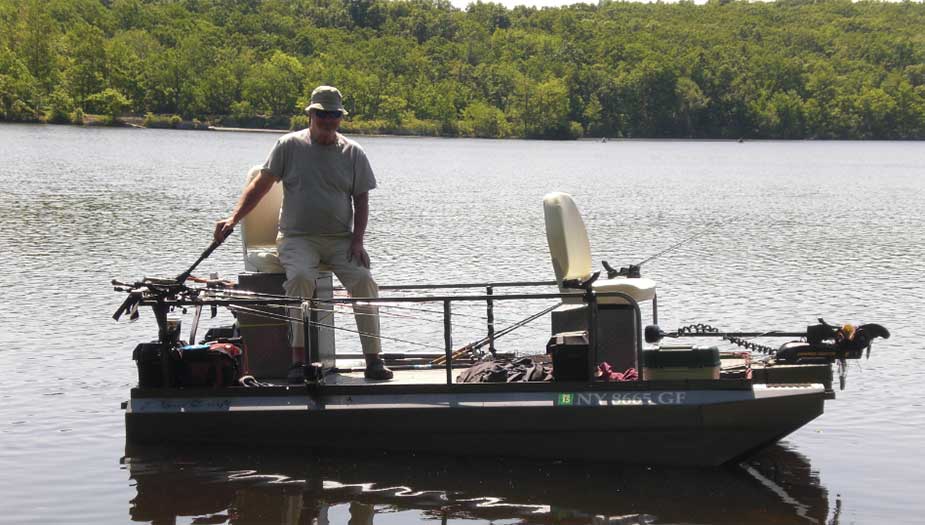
[324,237,391,379]
[277,236,322,366]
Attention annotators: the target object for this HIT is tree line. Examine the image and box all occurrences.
[1,0,924,139]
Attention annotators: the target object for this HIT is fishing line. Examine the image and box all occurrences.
[227,304,445,351]
[208,287,552,330]
[326,303,551,334]
[635,215,744,269]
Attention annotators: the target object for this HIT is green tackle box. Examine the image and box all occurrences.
[642,345,721,381]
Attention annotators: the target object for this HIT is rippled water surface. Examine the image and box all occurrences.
[1,124,923,524]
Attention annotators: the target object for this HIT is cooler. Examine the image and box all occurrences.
[642,345,721,380]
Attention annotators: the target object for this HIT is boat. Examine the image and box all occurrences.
[115,186,889,466]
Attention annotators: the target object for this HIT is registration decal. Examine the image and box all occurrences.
[555,393,576,406]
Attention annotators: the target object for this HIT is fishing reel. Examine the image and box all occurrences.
[111,277,199,321]
[602,260,641,279]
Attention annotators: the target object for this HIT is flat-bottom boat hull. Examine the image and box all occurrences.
[125,384,825,466]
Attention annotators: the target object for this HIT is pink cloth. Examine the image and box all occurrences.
[596,362,638,382]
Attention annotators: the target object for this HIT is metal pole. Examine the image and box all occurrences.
[309,298,319,365]
[443,300,453,385]
[587,291,598,386]
[652,292,658,325]
[154,300,173,387]
[379,279,557,291]
[302,300,311,365]
[486,285,496,356]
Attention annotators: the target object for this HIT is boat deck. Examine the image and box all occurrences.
[330,368,453,385]
[251,355,756,387]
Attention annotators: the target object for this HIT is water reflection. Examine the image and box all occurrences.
[126,443,833,524]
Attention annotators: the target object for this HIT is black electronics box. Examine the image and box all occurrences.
[547,331,590,381]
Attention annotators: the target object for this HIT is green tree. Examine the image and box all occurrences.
[460,100,508,137]
[377,95,408,127]
[0,46,39,121]
[85,88,131,123]
[62,24,108,107]
[243,51,304,115]
[15,0,59,93]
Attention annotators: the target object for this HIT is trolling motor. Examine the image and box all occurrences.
[644,319,890,390]
[775,319,890,364]
[644,318,890,363]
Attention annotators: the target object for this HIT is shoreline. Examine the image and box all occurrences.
[3,120,923,142]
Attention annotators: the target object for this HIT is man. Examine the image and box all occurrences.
[214,85,392,381]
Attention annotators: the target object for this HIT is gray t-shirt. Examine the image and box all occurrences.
[262,131,377,236]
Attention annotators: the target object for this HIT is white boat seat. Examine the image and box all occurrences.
[543,192,656,305]
[591,277,656,305]
[241,165,283,273]
[244,245,285,273]
[240,165,331,274]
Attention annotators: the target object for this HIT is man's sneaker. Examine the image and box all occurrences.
[287,362,305,384]
[364,357,394,380]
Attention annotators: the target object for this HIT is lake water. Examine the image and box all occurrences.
[0,123,923,524]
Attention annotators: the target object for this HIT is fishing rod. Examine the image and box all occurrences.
[112,231,233,321]
[176,229,232,284]
[431,302,562,365]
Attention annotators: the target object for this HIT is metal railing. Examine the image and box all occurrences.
[138,279,644,387]
[305,288,643,386]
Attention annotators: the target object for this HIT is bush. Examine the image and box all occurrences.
[84,88,130,123]
[397,116,442,136]
[46,104,71,124]
[460,102,510,138]
[5,99,38,122]
[45,89,73,124]
[71,108,84,125]
[290,114,309,130]
[142,113,184,128]
[230,100,255,121]
[340,118,387,135]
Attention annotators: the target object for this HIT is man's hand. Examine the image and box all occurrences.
[213,218,235,243]
[348,238,371,268]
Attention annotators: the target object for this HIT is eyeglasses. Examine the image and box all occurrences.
[314,110,343,119]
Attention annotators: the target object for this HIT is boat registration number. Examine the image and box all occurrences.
[556,391,687,406]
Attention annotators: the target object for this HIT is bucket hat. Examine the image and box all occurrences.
[304,85,348,115]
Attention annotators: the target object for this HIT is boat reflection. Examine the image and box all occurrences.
[125,443,834,524]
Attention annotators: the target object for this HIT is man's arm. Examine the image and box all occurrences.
[349,191,371,268]
[213,169,277,242]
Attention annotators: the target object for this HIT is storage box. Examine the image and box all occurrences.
[642,346,720,380]
[551,304,638,372]
[133,341,175,388]
[236,272,335,378]
[547,331,590,381]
